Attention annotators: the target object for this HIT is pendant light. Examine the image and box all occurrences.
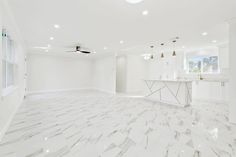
[172,40,177,56]
[161,43,164,58]
[150,45,154,60]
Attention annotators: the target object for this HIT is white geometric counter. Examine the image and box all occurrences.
[144,79,192,107]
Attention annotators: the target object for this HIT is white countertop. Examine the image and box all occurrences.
[143,79,192,83]
[143,78,229,83]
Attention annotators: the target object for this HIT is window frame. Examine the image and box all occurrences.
[185,53,220,75]
[2,28,18,97]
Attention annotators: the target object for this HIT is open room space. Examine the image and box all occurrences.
[0,0,236,156]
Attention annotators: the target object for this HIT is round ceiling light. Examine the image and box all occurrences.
[126,0,143,4]
[142,10,149,15]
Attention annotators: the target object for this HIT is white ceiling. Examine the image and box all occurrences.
[8,0,236,56]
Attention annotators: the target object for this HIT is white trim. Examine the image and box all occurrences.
[26,88,94,95]
[2,86,18,97]
[26,88,117,95]
[92,88,116,95]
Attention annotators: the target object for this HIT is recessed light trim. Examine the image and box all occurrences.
[202,32,208,36]
[126,0,143,4]
[212,40,217,43]
[54,24,60,29]
[142,10,149,15]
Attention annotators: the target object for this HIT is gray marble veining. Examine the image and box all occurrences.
[0,90,235,157]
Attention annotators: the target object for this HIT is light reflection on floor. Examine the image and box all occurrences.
[0,90,235,157]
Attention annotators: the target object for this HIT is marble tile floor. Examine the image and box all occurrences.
[0,90,235,157]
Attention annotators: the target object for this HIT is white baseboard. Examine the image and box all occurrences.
[91,88,116,95]
[26,88,116,96]
[26,88,94,95]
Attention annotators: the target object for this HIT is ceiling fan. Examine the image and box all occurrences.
[66,45,91,54]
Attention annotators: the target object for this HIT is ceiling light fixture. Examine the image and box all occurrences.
[212,40,217,43]
[202,32,208,36]
[50,37,54,40]
[161,43,164,58]
[142,10,149,16]
[142,54,152,60]
[120,40,124,44]
[172,40,177,57]
[54,24,60,29]
[126,0,143,4]
[104,47,107,50]
[45,49,49,52]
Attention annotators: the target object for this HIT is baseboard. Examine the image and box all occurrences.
[26,88,95,95]
[91,88,116,95]
[26,88,116,96]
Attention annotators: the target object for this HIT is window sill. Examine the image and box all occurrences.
[2,86,18,98]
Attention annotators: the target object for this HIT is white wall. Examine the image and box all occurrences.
[92,56,116,93]
[0,0,26,140]
[126,54,148,95]
[116,56,127,93]
[219,44,229,75]
[147,52,184,80]
[124,48,229,103]
[27,53,93,93]
[229,18,236,124]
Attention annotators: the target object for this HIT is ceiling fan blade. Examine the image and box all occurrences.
[79,50,91,54]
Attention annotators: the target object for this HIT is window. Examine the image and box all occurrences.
[2,28,17,93]
[186,55,219,74]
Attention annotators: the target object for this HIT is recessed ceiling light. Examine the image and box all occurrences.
[120,40,124,44]
[47,44,51,47]
[126,0,143,4]
[104,47,107,50]
[93,51,97,54]
[202,32,208,36]
[142,10,149,15]
[182,46,185,49]
[212,40,217,43]
[54,24,60,29]
[50,37,54,40]
[45,49,49,52]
